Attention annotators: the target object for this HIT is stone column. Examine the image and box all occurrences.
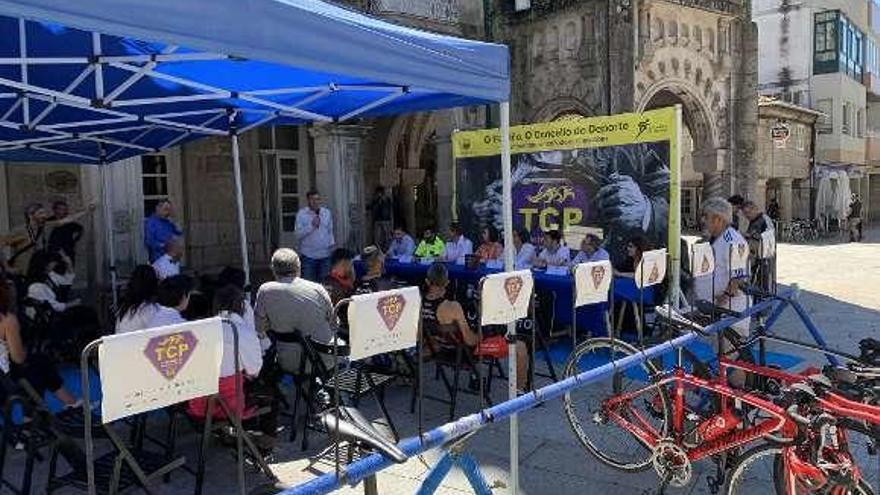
[399,168,425,235]
[694,148,730,199]
[703,172,726,200]
[310,124,371,251]
[755,179,767,210]
[434,132,454,234]
[779,178,793,223]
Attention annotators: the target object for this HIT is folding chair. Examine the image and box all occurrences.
[293,333,397,451]
[0,375,52,495]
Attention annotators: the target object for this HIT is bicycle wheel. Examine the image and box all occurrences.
[562,338,669,472]
[725,444,875,495]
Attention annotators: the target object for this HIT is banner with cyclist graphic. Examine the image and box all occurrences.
[452,107,680,268]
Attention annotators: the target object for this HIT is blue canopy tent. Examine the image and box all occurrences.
[0,2,523,493]
[0,0,510,296]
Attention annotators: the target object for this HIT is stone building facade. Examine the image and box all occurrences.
[0,0,761,287]
[756,97,821,221]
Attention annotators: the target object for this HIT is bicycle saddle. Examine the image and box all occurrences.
[653,304,707,334]
[319,406,407,464]
[694,300,741,319]
[859,338,880,365]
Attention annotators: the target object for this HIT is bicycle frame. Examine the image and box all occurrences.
[603,367,794,463]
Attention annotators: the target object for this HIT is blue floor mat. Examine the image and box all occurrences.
[5,365,102,424]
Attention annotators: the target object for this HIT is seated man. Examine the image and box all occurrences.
[533,230,571,269]
[443,222,473,263]
[414,226,446,259]
[572,234,609,265]
[355,246,395,295]
[386,226,416,258]
[254,248,335,374]
[421,263,529,392]
[152,236,183,280]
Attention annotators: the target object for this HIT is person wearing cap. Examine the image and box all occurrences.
[356,245,394,295]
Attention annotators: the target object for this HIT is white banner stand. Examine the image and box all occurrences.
[691,242,715,279]
[571,260,613,349]
[477,270,534,410]
[336,287,421,486]
[81,317,275,495]
[480,270,534,326]
[631,249,668,344]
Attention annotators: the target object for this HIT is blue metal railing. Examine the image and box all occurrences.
[283,295,782,495]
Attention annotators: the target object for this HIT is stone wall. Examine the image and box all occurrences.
[493,0,611,122]
[178,132,268,272]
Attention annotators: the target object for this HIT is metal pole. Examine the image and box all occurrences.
[230,129,252,288]
[499,101,518,495]
[670,105,683,309]
[81,339,102,495]
[99,160,118,307]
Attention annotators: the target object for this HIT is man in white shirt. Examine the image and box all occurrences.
[514,228,536,269]
[386,225,416,258]
[534,229,571,268]
[152,237,183,280]
[443,222,473,262]
[572,234,610,265]
[294,190,335,282]
[147,274,192,328]
[693,198,750,337]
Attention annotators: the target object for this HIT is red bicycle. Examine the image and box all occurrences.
[562,306,880,494]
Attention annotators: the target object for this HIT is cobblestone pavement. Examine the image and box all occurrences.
[6,228,879,494]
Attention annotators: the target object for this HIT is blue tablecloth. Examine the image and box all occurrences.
[359,260,655,336]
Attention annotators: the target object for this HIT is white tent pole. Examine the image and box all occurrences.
[100,160,118,308]
[671,105,683,309]
[230,121,252,288]
[500,101,519,495]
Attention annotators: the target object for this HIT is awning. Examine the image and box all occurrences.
[0,0,510,163]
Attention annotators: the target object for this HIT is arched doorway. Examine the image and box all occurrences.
[639,84,721,232]
[382,113,440,237]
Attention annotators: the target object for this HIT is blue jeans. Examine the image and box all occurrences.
[301,255,331,282]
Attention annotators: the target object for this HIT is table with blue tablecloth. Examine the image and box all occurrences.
[358,260,655,337]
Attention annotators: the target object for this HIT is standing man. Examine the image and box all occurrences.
[294,190,335,282]
[443,222,473,263]
[369,186,393,251]
[144,200,183,263]
[848,194,863,242]
[727,195,746,233]
[47,200,84,264]
[694,198,750,337]
[742,201,775,290]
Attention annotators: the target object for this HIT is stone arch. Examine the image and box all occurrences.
[531,96,595,122]
[637,80,718,152]
[383,112,440,172]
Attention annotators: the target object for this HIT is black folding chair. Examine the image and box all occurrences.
[292,332,397,452]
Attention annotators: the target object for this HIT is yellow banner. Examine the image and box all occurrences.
[452,107,677,159]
